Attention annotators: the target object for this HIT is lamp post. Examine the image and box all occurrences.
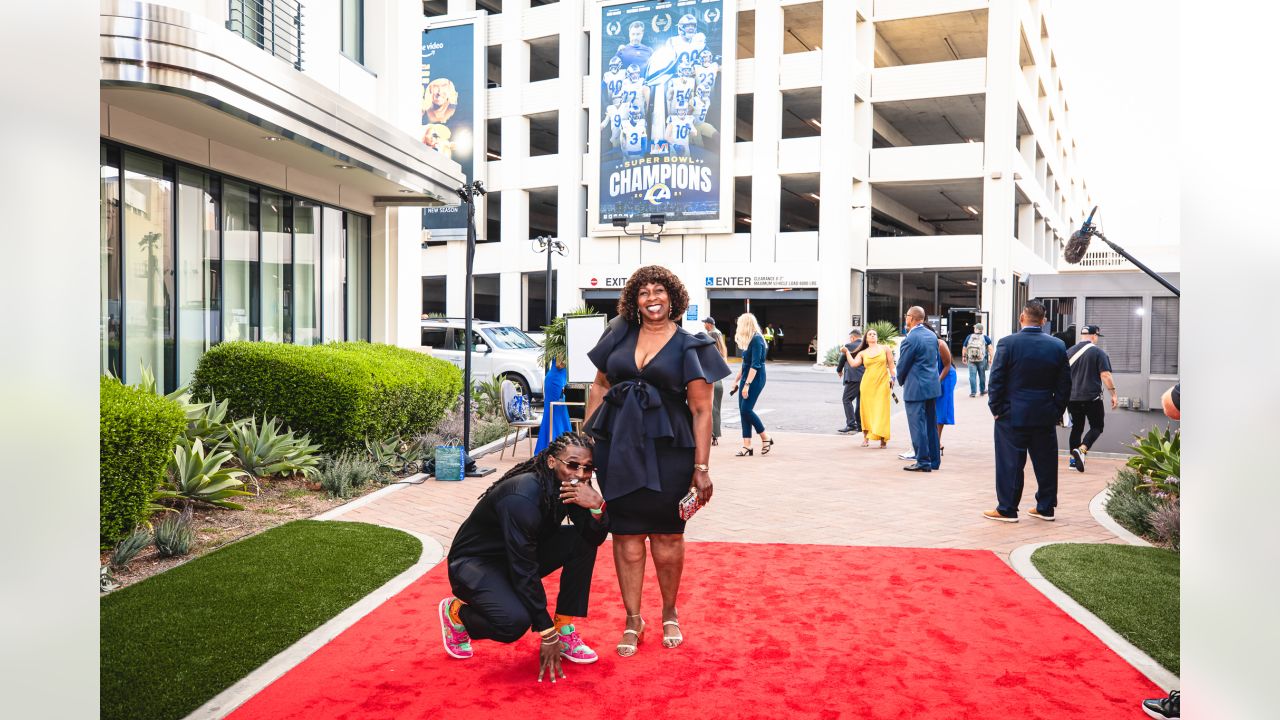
[532,235,567,328]
[611,214,667,243]
[457,180,495,476]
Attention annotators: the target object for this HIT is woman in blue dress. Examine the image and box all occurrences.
[935,337,956,455]
[534,357,572,455]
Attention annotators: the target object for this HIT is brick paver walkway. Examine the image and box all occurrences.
[339,389,1126,563]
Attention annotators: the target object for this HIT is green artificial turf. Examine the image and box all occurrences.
[1031,543,1180,674]
[101,520,421,720]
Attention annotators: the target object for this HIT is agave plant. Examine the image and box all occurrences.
[471,375,506,420]
[155,438,253,510]
[135,363,209,420]
[1128,426,1180,497]
[226,416,322,487]
[366,434,420,475]
[186,394,232,449]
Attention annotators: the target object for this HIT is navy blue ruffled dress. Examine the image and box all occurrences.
[584,316,732,534]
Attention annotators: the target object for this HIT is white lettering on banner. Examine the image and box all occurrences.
[608,162,713,197]
[424,42,444,50]
[705,275,818,288]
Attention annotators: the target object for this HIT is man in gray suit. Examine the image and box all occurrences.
[896,306,942,472]
[835,328,864,433]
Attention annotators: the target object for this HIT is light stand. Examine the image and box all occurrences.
[458,180,495,477]
[611,214,667,243]
[532,235,567,328]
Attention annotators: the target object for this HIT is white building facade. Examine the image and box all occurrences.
[98,0,463,392]
[423,0,1094,357]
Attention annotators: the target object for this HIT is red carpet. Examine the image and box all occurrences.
[228,543,1160,719]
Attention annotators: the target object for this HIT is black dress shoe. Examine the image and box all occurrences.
[837,426,856,434]
[903,464,932,472]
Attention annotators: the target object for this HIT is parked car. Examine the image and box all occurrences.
[420,318,545,398]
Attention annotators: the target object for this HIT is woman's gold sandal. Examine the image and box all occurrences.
[617,614,644,657]
[662,619,683,649]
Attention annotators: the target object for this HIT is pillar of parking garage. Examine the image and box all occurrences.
[750,0,784,263]
[499,0,533,324]
[981,0,1019,338]
[815,0,861,356]
[556,1,587,321]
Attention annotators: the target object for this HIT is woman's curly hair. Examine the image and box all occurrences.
[616,265,689,324]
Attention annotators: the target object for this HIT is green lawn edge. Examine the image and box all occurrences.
[1031,543,1180,675]
[101,520,422,720]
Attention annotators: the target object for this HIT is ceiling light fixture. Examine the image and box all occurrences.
[808,192,821,201]
[808,118,822,129]
[963,205,979,215]
[262,135,281,142]
[334,164,356,170]
[965,280,978,287]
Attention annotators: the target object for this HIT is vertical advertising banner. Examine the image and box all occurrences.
[595,0,734,234]
[421,20,479,235]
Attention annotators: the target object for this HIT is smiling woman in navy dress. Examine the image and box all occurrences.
[583,265,731,657]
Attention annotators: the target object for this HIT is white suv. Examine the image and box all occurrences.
[420,318,545,398]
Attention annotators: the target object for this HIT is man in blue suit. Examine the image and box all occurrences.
[896,306,942,472]
[984,301,1072,522]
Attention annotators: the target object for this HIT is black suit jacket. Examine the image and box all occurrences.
[987,326,1071,427]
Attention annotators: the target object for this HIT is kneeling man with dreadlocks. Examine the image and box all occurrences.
[439,432,608,682]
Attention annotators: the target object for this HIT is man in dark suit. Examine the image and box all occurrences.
[984,300,1072,522]
[835,328,864,434]
[896,306,942,472]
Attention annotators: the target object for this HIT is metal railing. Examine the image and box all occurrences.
[226,0,305,71]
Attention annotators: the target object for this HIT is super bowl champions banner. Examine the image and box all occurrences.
[421,19,481,234]
[595,0,734,233]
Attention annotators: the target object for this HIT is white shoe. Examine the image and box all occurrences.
[898,451,916,460]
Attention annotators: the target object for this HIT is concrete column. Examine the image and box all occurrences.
[750,0,783,264]
[447,0,476,12]
[395,206,423,347]
[369,207,394,342]
[1017,202,1035,249]
[556,1,587,321]
[815,0,858,356]
[499,0,532,325]
[980,0,1019,338]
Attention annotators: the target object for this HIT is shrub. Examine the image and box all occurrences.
[317,454,382,499]
[1105,468,1165,538]
[191,342,462,453]
[472,418,513,449]
[1149,501,1180,552]
[100,376,187,543]
[154,510,195,557]
[110,529,153,572]
[471,375,506,420]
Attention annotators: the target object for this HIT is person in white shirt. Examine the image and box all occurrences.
[664,106,698,157]
[619,103,649,158]
[599,93,627,148]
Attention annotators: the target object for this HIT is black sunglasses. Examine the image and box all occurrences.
[554,458,596,474]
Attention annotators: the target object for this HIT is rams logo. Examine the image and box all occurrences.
[643,183,672,206]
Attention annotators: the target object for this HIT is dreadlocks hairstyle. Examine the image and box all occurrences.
[477,432,596,512]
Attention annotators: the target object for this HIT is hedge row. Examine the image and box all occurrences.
[100,376,186,544]
[190,342,462,453]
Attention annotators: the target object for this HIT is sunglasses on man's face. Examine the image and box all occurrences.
[554,458,596,474]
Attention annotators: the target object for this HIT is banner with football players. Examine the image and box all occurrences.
[420,17,483,236]
[595,0,734,233]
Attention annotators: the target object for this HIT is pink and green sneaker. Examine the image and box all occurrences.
[558,624,599,664]
[438,597,473,659]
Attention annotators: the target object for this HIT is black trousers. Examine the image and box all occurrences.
[994,420,1058,516]
[841,381,862,429]
[448,526,598,643]
[1067,399,1106,450]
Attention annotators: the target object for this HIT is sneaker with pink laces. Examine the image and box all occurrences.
[558,624,599,664]
[438,597,473,659]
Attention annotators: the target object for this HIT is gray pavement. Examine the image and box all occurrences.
[718,360,906,435]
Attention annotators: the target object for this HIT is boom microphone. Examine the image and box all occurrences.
[1063,205,1098,264]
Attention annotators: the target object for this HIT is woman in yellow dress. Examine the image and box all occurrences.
[842,329,896,448]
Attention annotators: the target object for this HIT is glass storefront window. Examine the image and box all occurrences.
[261,190,292,343]
[101,146,121,378]
[294,200,322,345]
[100,142,371,390]
[122,152,173,387]
[321,207,344,341]
[345,212,369,341]
[222,181,259,343]
[177,168,219,387]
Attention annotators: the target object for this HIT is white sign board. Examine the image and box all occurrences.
[565,314,609,385]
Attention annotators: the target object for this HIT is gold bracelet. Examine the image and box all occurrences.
[693,463,709,472]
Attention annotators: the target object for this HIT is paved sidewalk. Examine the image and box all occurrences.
[339,392,1126,563]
